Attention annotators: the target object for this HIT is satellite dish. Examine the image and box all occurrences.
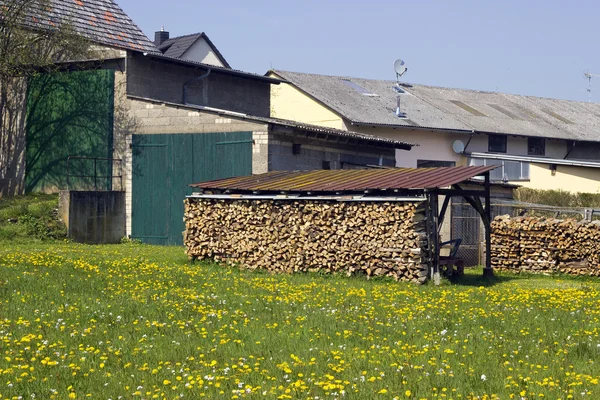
[394,59,407,78]
[452,140,465,154]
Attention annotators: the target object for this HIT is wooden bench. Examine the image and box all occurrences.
[439,239,465,277]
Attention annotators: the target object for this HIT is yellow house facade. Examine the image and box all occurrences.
[268,70,600,193]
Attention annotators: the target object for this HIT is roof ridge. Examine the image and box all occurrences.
[164,32,204,41]
[271,69,593,105]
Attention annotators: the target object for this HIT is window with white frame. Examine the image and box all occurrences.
[469,158,529,181]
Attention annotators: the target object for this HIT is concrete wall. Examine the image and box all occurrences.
[269,79,346,130]
[59,190,125,244]
[183,37,225,67]
[127,53,270,117]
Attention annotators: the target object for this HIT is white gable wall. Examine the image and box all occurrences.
[182,37,225,67]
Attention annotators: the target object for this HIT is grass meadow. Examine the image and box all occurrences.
[0,242,599,399]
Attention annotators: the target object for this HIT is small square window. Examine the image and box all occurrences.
[292,144,301,155]
[528,137,545,156]
[322,161,331,170]
[488,135,507,153]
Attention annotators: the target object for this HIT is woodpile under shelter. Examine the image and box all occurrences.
[184,166,496,283]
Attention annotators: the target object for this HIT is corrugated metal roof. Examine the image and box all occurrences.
[270,70,600,142]
[190,166,496,193]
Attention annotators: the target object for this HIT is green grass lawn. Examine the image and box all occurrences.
[1,242,599,400]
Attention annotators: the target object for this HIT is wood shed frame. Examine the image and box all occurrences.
[189,167,496,280]
[427,171,493,278]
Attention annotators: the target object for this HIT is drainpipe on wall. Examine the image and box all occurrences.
[183,68,211,105]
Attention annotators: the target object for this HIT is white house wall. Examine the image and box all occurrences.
[182,38,225,67]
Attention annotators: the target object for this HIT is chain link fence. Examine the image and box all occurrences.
[451,200,512,267]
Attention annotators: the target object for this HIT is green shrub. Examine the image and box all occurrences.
[513,188,600,219]
[0,194,66,241]
[515,188,600,207]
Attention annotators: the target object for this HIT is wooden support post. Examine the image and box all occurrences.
[483,171,493,278]
[425,193,434,280]
[438,195,450,234]
[430,193,441,285]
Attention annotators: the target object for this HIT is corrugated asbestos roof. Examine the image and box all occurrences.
[158,32,231,68]
[270,70,600,142]
[127,95,416,150]
[7,0,158,53]
[190,166,496,193]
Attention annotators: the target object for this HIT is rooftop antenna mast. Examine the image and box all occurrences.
[584,72,600,102]
[393,59,407,118]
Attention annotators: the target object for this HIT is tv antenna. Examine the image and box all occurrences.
[584,72,600,102]
[394,59,408,118]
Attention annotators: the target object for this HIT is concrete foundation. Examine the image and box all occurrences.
[59,191,125,244]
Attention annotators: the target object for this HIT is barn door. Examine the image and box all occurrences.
[131,135,170,245]
[131,132,252,246]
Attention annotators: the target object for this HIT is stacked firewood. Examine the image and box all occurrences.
[184,198,430,283]
[491,215,600,276]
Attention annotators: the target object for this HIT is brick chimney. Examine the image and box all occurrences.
[154,26,169,46]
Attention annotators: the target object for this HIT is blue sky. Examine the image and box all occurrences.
[118,0,600,102]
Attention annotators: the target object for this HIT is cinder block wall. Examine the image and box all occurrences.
[126,53,270,117]
[127,99,267,135]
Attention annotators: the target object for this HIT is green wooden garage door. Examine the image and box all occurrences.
[131,132,252,245]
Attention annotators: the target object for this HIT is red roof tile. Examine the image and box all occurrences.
[3,0,158,53]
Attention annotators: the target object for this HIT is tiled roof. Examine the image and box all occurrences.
[158,32,230,68]
[190,166,496,193]
[6,0,158,53]
[270,70,600,142]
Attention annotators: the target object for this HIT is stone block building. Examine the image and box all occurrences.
[2,0,414,245]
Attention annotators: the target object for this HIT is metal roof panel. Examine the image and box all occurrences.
[190,166,496,193]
